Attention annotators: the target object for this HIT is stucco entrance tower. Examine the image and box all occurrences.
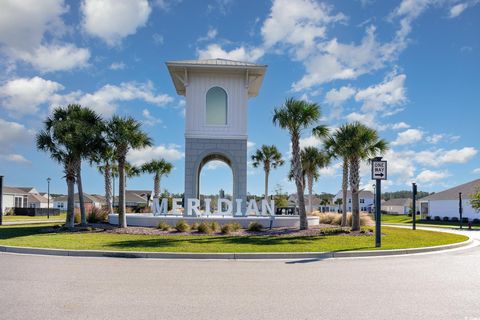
[166,59,267,214]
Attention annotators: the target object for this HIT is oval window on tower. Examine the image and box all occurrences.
[206,86,227,125]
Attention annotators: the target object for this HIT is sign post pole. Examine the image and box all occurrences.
[371,157,387,248]
[412,183,417,230]
[459,192,463,230]
[0,175,3,226]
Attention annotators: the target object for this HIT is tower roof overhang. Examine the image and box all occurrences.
[166,58,267,97]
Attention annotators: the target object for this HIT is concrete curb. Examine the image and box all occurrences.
[0,238,473,260]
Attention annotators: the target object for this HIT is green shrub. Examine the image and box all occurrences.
[231,222,241,231]
[87,207,108,223]
[221,223,241,234]
[4,208,14,216]
[461,217,469,223]
[434,216,441,221]
[210,221,220,232]
[175,220,190,232]
[247,222,263,232]
[473,218,480,224]
[157,221,170,231]
[191,222,200,230]
[450,217,459,222]
[425,216,432,221]
[442,216,450,222]
[74,211,81,224]
[197,222,212,234]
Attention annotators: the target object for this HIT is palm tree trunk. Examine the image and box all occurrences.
[264,169,269,201]
[292,133,307,229]
[154,173,160,198]
[308,173,313,214]
[118,158,127,228]
[76,160,87,226]
[65,161,75,229]
[104,162,113,214]
[350,157,361,231]
[341,158,349,227]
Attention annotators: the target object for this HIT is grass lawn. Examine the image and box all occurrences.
[2,213,66,222]
[378,214,480,229]
[0,224,468,253]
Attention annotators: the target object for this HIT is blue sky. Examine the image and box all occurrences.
[0,0,479,197]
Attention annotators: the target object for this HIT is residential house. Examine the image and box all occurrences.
[419,179,480,221]
[53,193,106,210]
[1,186,52,212]
[113,190,151,208]
[332,190,375,213]
[382,198,412,215]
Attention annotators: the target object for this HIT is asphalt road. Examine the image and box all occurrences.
[1,229,479,320]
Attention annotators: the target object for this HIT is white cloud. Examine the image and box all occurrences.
[449,3,469,17]
[14,44,90,72]
[261,0,346,59]
[197,27,218,42]
[152,33,164,45]
[247,141,256,149]
[415,147,478,167]
[0,0,67,51]
[324,86,356,106]
[415,169,450,184]
[473,168,480,174]
[392,129,424,146]
[0,0,90,72]
[109,62,126,70]
[51,81,174,117]
[142,109,162,126]
[355,73,407,113]
[0,154,30,164]
[204,160,229,170]
[197,44,264,62]
[0,76,64,116]
[127,144,184,166]
[0,118,34,147]
[299,135,323,149]
[392,122,410,130]
[81,0,152,46]
[292,25,400,91]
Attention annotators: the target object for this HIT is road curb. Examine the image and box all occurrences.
[0,238,473,260]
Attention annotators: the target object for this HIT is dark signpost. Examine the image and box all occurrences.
[412,183,417,230]
[459,192,463,230]
[0,175,3,226]
[371,157,387,248]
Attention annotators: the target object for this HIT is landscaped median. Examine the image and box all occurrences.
[0,223,469,259]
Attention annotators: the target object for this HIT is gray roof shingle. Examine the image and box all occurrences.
[420,179,480,201]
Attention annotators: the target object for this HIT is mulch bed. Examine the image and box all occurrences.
[41,223,375,237]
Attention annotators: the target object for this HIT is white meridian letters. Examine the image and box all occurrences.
[151,197,276,217]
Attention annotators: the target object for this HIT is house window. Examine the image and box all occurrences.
[360,199,365,203]
[348,199,351,203]
[206,86,227,125]
[14,196,23,208]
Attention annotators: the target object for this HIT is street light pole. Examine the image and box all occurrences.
[459,192,463,230]
[47,177,51,219]
[0,175,4,226]
[412,182,417,230]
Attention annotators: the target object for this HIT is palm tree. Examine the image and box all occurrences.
[273,98,329,230]
[342,122,388,231]
[96,147,115,214]
[106,116,152,228]
[251,145,284,201]
[141,159,173,199]
[67,105,105,225]
[300,147,330,214]
[325,125,354,227]
[36,107,78,228]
